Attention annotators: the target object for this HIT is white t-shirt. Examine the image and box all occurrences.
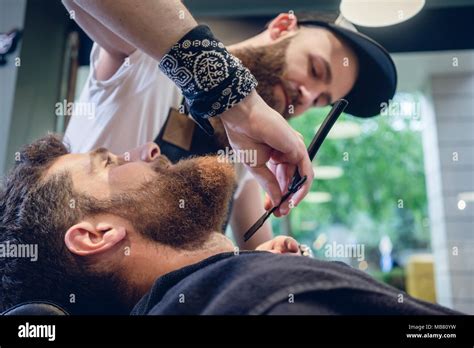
[64,44,182,154]
[64,44,251,198]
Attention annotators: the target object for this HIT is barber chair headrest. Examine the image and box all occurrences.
[1,301,69,315]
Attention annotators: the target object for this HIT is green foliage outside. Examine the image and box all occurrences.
[271,93,430,273]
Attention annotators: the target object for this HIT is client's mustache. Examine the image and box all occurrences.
[283,82,300,108]
[150,154,172,172]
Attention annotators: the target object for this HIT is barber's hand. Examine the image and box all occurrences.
[220,90,314,216]
[256,236,301,255]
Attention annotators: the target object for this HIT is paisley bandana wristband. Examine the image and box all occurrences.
[159,25,258,136]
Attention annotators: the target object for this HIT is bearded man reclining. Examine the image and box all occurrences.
[0,135,459,315]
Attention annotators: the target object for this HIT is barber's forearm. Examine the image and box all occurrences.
[237,222,272,250]
[73,0,197,60]
[230,179,274,250]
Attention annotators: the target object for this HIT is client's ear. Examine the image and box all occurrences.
[268,13,299,40]
[64,220,127,256]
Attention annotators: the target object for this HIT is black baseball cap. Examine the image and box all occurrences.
[298,19,397,118]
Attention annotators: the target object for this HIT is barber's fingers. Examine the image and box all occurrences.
[290,158,313,206]
[285,145,314,207]
[276,163,297,215]
[246,164,283,208]
[265,162,295,216]
[296,131,304,141]
[264,161,285,216]
[264,194,272,211]
[267,137,313,208]
[257,113,314,203]
[221,92,313,210]
[264,161,306,216]
[256,236,300,254]
[263,161,281,217]
[283,237,300,253]
[274,161,291,193]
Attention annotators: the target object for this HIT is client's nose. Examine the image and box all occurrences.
[126,142,161,163]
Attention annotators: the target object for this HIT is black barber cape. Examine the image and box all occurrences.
[131,251,460,315]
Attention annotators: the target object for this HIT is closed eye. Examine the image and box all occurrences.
[310,61,318,79]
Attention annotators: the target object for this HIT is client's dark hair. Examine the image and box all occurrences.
[0,134,126,314]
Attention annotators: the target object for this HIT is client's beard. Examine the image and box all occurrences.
[210,36,298,149]
[80,155,236,250]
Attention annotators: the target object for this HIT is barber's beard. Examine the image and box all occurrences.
[209,37,298,150]
[81,156,236,250]
[231,37,299,119]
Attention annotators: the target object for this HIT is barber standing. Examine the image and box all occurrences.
[69,0,314,215]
